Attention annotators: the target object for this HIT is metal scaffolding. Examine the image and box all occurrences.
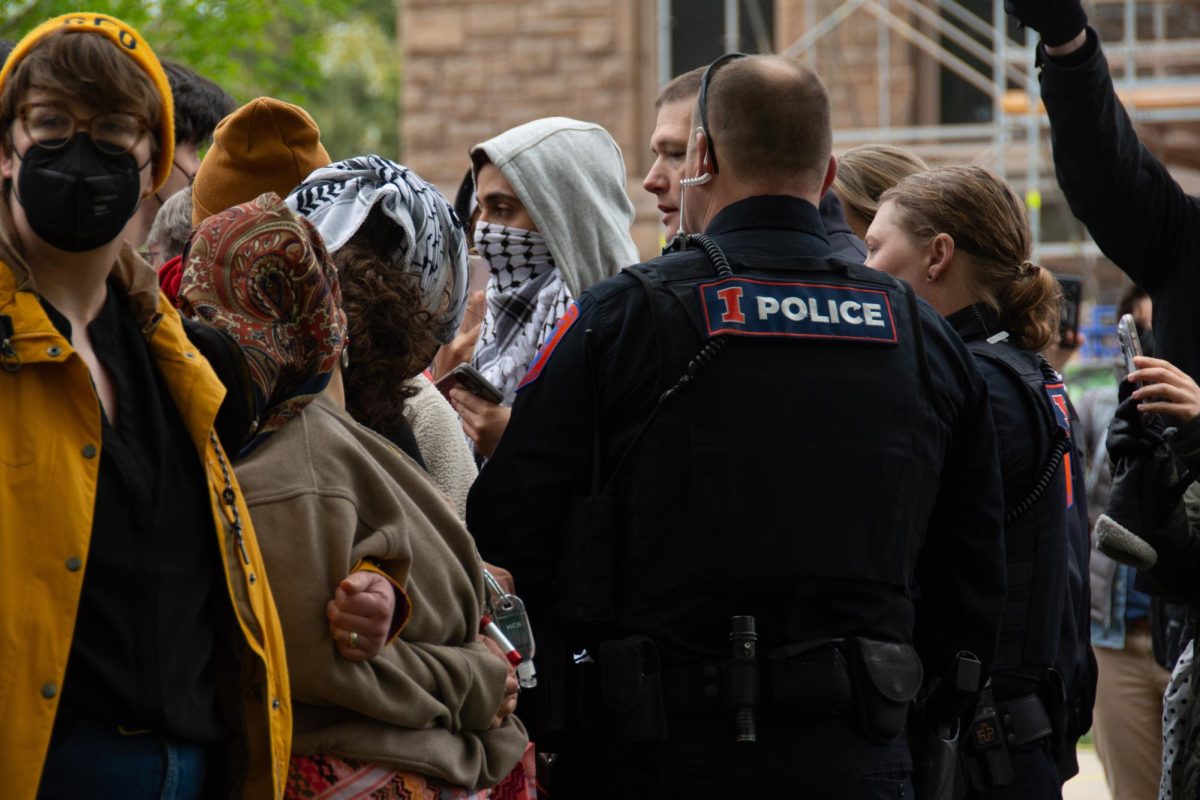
[781,0,1200,269]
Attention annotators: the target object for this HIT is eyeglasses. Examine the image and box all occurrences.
[18,102,148,156]
[697,52,748,175]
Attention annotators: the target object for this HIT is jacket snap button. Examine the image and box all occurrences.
[81,444,97,459]
[41,683,57,699]
[47,345,62,357]
[65,557,82,572]
[184,352,196,359]
[272,698,281,710]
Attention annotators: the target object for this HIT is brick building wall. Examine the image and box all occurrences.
[775,0,923,131]
[399,0,1183,304]
[401,0,927,260]
[401,0,664,259]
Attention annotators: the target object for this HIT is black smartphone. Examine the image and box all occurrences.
[1057,274,1083,348]
[435,363,505,405]
[1117,313,1143,385]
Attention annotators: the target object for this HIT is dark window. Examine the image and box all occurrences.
[938,0,1015,124]
[668,0,776,77]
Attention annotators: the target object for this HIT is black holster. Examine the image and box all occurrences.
[910,713,963,800]
[912,652,981,800]
[1041,669,1075,780]
[963,687,1014,793]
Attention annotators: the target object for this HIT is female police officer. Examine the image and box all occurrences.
[866,165,1095,799]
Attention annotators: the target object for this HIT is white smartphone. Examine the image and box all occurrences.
[1117,313,1143,385]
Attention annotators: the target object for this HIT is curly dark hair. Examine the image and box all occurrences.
[335,207,444,444]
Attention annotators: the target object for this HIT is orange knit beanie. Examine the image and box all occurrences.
[191,97,331,226]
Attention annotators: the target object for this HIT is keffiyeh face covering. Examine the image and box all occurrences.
[179,192,347,453]
[471,222,572,405]
[286,155,469,344]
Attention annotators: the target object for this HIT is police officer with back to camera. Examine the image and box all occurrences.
[466,54,1007,798]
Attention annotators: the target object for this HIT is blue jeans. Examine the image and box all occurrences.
[37,718,207,800]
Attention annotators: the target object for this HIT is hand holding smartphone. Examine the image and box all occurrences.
[1117,313,1143,387]
[435,362,504,405]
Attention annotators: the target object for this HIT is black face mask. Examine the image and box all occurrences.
[14,132,144,252]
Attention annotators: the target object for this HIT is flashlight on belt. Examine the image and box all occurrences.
[728,615,759,744]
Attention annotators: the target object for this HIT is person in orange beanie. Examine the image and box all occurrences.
[191,96,332,226]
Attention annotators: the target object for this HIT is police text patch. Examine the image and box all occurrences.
[698,277,898,344]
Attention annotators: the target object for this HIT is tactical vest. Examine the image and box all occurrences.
[603,253,948,649]
[965,336,1090,686]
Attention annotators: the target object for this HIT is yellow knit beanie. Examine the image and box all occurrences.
[0,13,175,192]
[191,97,332,226]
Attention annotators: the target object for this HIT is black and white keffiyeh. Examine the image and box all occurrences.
[286,155,469,343]
[471,222,572,405]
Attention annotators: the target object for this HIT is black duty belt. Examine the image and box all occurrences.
[660,639,852,720]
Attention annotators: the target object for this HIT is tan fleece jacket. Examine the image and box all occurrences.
[234,392,527,789]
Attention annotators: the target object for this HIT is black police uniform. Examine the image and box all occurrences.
[819,190,868,262]
[467,196,1007,798]
[948,306,1096,799]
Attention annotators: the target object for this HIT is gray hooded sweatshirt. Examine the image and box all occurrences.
[470,117,639,299]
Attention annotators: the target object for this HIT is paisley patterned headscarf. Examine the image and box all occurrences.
[179,192,347,453]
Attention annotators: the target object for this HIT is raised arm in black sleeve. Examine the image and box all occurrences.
[1041,29,1200,379]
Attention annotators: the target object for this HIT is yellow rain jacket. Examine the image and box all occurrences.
[0,199,292,798]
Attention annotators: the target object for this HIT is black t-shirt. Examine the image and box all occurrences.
[47,283,225,744]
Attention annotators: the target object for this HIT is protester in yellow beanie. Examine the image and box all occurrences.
[0,13,293,799]
[191,96,332,225]
[0,13,175,192]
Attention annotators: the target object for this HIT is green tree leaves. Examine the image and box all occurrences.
[1,0,401,160]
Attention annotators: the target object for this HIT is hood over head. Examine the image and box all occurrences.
[471,117,639,299]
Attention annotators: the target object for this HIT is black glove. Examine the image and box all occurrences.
[1106,387,1167,465]
[1003,0,1088,47]
[1099,395,1194,566]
